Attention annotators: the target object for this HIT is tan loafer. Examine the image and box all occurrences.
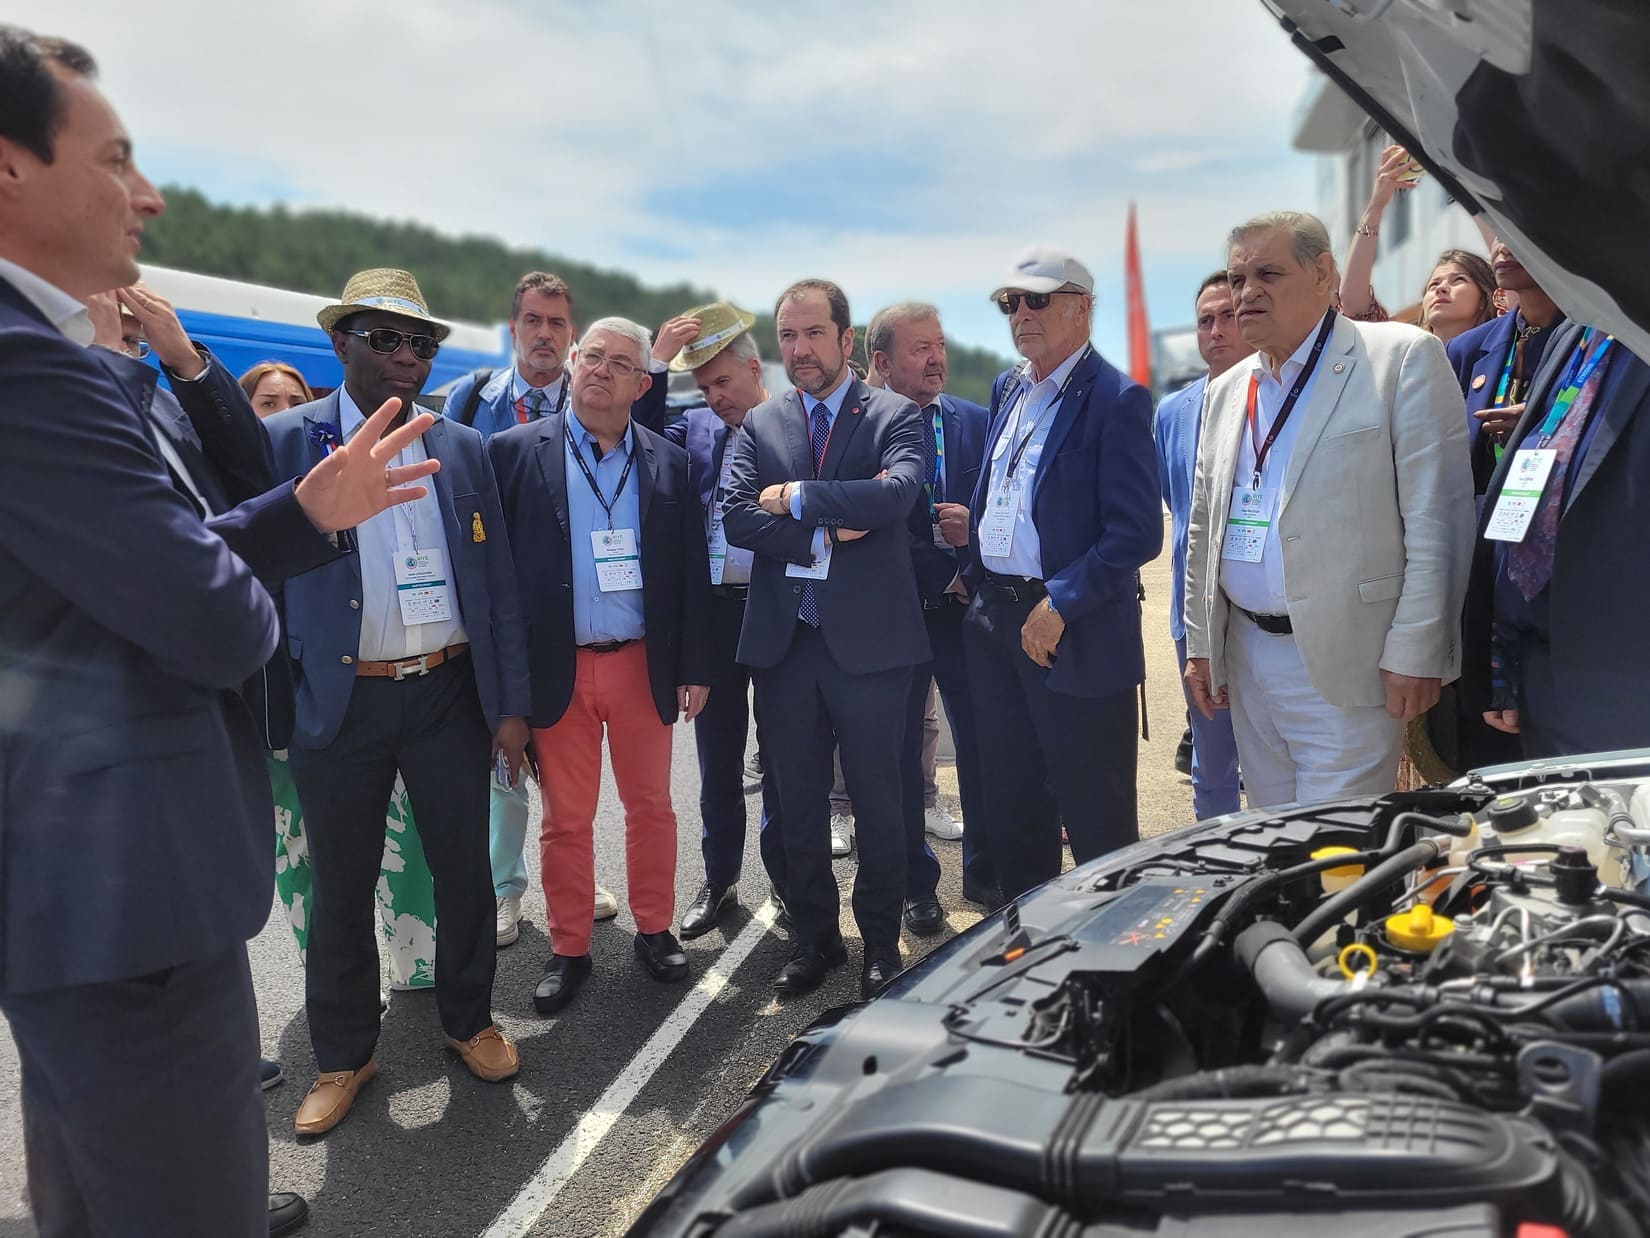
[294,1059,377,1137]
[447,1025,519,1083]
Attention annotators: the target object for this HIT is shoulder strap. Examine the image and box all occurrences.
[456,369,494,428]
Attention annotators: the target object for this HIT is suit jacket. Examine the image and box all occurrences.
[1153,374,1209,643]
[722,379,930,673]
[262,393,531,748]
[1185,315,1476,708]
[1467,320,1650,749]
[963,348,1162,698]
[660,404,733,512]
[0,276,336,995]
[907,394,988,606]
[486,411,714,727]
[1447,311,1567,496]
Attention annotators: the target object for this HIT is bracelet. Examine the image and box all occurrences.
[1355,224,1378,238]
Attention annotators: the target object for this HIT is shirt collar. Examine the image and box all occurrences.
[511,367,566,400]
[0,255,93,346]
[1026,341,1089,392]
[566,407,632,458]
[803,368,855,418]
[1252,318,1326,384]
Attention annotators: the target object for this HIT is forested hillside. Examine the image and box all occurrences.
[141,188,1012,405]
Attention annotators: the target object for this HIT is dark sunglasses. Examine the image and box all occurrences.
[343,327,441,360]
[996,290,1084,315]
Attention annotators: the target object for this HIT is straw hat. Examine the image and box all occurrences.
[316,268,451,339]
[668,301,758,373]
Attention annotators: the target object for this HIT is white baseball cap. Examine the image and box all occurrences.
[989,245,1095,301]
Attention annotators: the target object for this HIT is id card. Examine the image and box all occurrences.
[708,517,729,586]
[395,549,453,625]
[931,518,951,549]
[1484,449,1557,543]
[785,538,832,580]
[1221,486,1276,564]
[979,487,1020,560]
[590,528,642,591]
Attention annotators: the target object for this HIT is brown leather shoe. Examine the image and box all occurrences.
[446,1025,519,1083]
[294,1059,377,1137]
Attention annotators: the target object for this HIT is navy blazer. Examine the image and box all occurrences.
[1447,311,1567,495]
[907,394,988,605]
[660,404,731,512]
[262,393,532,747]
[964,348,1163,699]
[0,277,336,995]
[486,412,714,727]
[723,380,930,673]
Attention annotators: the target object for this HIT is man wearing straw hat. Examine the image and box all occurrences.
[263,269,532,1136]
[641,302,787,939]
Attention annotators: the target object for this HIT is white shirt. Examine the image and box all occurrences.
[0,255,93,346]
[981,342,1089,578]
[1219,324,1327,615]
[340,387,469,660]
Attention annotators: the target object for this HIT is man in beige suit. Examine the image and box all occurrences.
[1183,211,1474,808]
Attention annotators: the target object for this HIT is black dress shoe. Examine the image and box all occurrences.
[1174,727,1194,776]
[533,953,593,1014]
[269,1192,309,1236]
[903,897,943,937]
[772,935,847,996]
[680,883,738,939]
[861,946,902,1000]
[962,875,1006,912]
[635,930,690,982]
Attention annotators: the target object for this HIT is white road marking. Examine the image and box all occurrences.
[480,902,779,1238]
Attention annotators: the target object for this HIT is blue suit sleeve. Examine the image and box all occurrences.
[1152,393,1175,510]
[473,437,532,719]
[722,415,816,565]
[795,400,925,531]
[165,350,277,504]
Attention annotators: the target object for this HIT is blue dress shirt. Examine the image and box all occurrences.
[565,409,646,644]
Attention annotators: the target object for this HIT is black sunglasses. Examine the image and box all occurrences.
[996,290,1085,315]
[343,327,441,360]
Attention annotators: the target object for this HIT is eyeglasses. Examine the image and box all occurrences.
[576,348,643,379]
[996,290,1085,315]
[121,337,151,359]
[343,327,441,360]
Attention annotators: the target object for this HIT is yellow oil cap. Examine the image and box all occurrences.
[1312,846,1365,881]
[1384,904,1454,952]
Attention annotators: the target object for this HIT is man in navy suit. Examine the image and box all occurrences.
[641,302,787,940]
[1152,273,1242,820]
[722,279,930,999]
[263,269,532,1136]
[963,247,1162,902]
[0,28,442,1233]
[866,302,996,925]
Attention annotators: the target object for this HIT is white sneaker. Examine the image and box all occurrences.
[829,814,855,858]
[924,805,964,841]
[495,895,522,947]
[593,884,620,921]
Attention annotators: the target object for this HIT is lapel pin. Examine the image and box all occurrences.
[1472,374,1488,390]
[1332,362,1345,374]
[471,512,486,543]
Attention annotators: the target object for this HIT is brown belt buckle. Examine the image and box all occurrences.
[392,653,432,681]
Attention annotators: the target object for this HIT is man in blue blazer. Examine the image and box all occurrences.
[867,302,998,924]
[1152,273,1241,821]
[0,31,442,1232]
[963,248,1162,902]
[722,279,930,1000]
[263,269,532,1135]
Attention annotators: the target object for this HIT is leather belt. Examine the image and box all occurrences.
[1232,603,1293,635]
[922,595,963,611]
[578,639,635,654]
[709,584,750,600]
[355,642,468,680]
[980,572,1047,606]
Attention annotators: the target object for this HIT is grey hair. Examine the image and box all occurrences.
[579,316,653,364]
[1228,210,1333,268]
[866,301,941,361]
[724,331,760,363]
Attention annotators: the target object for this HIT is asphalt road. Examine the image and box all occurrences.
[0,515,1198,1238]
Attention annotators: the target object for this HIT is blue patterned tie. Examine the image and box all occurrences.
[920,404,940,515]
[798,401,831,627]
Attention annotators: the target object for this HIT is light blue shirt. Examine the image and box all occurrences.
[787,370,855,558]
[565,408,646,644]
[981,343,1089,578]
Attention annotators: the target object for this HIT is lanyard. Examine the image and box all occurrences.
[924,403,944,513]
[1489,317,1541,409]
[1001,345,1091,481]
[1534,327,1613,447]
[1243,308,1337,486]
[517,375,568,422]
[565,425,635,530]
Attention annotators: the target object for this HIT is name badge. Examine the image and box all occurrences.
[785,538,832,580]
[591,528,642,591]
[1221,485,1277,564]
[1484,449,1557,543]
[931,517,951,549]
[979,487,1020,560]
[707,517,729,586]
[395,549,454,625]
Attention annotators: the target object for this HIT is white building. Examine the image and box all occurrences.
[1292,71,1485,321]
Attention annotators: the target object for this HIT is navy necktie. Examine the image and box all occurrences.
[798,401,831,627]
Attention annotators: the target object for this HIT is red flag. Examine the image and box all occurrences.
[1124,202,1152,389]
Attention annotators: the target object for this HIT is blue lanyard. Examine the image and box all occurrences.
[1534,328,1613,447]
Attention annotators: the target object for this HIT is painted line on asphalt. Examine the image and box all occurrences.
[480,901,779,1238]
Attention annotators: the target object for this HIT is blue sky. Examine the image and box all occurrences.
[20,0,1321,362]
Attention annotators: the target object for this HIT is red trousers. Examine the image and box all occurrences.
[531,643,676,956]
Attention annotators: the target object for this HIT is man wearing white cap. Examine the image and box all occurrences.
[961,247,1162,903]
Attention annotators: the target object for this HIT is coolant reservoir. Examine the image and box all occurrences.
[1312,846,1365,894]
[1460,793,1623,886]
